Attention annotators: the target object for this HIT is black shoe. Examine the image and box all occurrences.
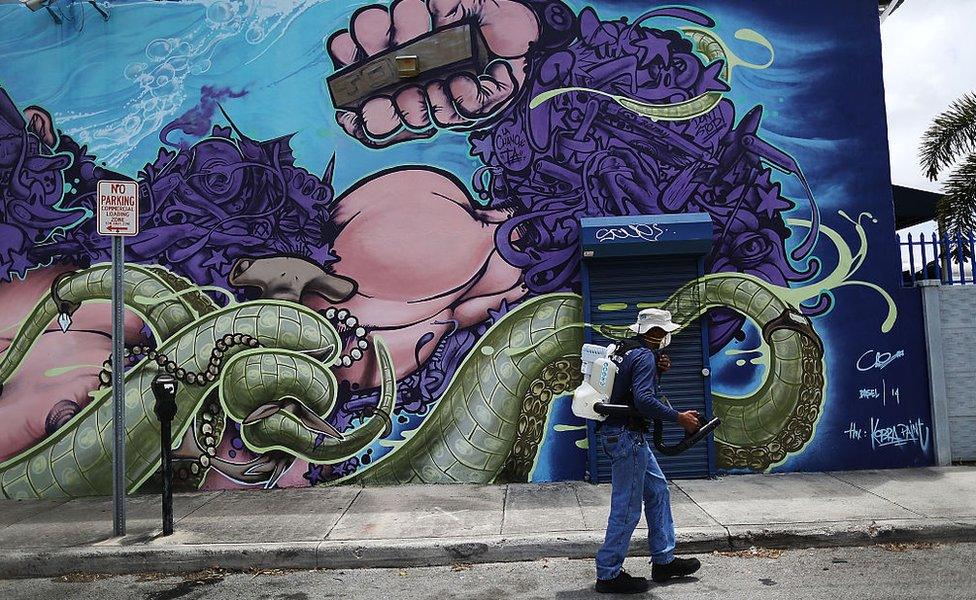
[651,557,701,583]
[595,570,650,594]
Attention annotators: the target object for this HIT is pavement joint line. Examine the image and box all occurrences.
[324,486,363,541]
[825,472,927,518]
[569,482,592,531]
[173,490,225,525]
[570,482,583,518]
[499,485,509,535]
[672,481,725,528]
[314,539,325,569]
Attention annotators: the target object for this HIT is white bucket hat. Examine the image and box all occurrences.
[628,308,680,335]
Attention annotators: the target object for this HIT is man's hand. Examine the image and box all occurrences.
[327,0,540,147]
[656,353,671,375]
[677,410,701,434]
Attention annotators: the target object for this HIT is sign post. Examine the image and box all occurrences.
[97,180,139,537]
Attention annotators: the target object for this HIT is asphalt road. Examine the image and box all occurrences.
[2,542,974,600]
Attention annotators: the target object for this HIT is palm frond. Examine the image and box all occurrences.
[919,92,976,180]
[936,152,976,236]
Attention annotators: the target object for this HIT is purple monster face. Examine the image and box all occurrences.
[112,126,338,291]
[184,138,251,204]
[9,120,342,294]
[0,90,80,281]
[471,6,817,350]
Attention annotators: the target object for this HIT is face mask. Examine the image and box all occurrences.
[659,333,672,349]
[640,332,671,350]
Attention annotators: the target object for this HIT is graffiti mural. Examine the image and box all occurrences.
[0,0,932,497]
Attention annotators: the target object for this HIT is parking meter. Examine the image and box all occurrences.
[151,373,178,535]
[152,373,178,422]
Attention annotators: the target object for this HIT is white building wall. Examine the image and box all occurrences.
[938,286,976,460]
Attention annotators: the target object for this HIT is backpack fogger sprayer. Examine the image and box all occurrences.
[571,341,721,456]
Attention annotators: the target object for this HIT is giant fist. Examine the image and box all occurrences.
[327,0,542,146]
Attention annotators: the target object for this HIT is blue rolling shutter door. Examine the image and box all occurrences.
[586,256,711,481]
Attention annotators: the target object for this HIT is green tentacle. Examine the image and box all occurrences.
[658,274,825,471]
[349,273,824,482]
[348,294,582,485]
[218,335,395,463]
[0,265,825,497]
[0,266,390,499]
[0,264,207,384]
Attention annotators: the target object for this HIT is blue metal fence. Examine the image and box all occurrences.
[899,232,975,286]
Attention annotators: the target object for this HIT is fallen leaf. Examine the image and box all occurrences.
[715,546,783,559]
[877,542,937,552]
[248,567,290,578]
[52,572,115,583]
[182,567,227,585]
[134,572,171,582]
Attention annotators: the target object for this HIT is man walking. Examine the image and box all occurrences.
[595,309,703,594]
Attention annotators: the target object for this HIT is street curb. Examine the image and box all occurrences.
[726,518,976,550]
[0,542,319,579]
[1,520,974,579]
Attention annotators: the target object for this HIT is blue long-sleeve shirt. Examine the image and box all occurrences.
[605,347,680,426]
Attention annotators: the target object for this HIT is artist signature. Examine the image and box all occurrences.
[855,349,905,372]
[595,223,665,244]
[870,417,930,451]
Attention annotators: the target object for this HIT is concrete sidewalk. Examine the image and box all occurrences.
[1,467,974,578]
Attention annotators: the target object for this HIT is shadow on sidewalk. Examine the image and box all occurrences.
[555,588,663,599]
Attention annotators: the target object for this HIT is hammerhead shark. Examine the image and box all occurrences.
[228,254,357,304]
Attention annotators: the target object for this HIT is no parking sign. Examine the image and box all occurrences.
[97,180,139,236]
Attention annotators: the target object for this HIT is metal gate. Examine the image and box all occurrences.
[583,257,714,481]
[578,213,716,482]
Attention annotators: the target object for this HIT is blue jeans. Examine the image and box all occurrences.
[595,425,676,580]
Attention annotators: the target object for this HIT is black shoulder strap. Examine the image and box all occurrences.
[613,337,644,358]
